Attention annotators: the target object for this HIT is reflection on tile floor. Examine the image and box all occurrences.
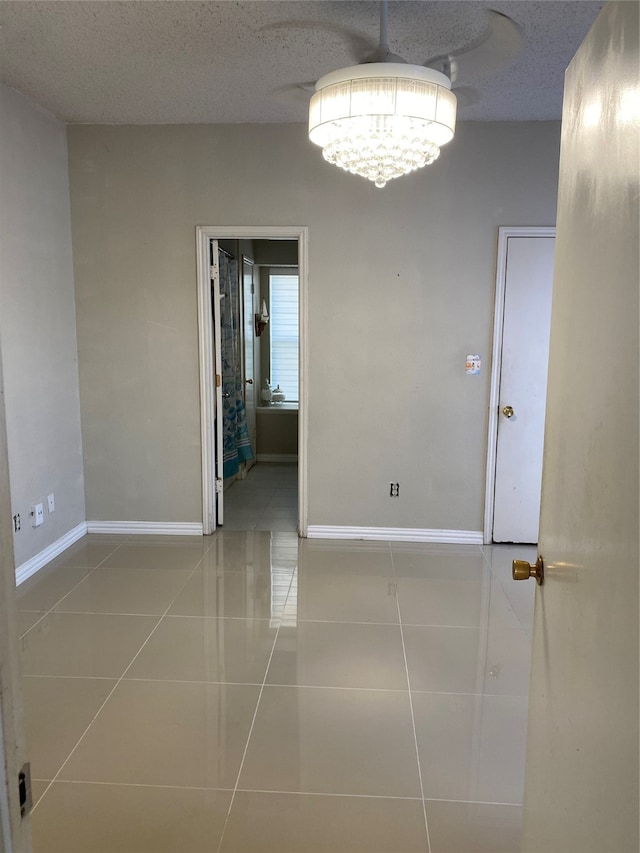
[18,499,535,851]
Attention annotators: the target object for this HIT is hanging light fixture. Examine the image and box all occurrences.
[308,3,457,188]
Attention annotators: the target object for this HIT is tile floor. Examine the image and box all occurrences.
[17,465,536,853]
[222,462,298,532]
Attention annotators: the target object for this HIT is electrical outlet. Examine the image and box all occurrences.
[47,493,55,513]
[30,503,44,528]
[390,483,400,497]
[13,513,20,532]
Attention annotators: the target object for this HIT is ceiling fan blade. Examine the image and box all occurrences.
[451,85,481,109]
[425,10,521,83]
[271,82,316,106]
[260,20,377,64]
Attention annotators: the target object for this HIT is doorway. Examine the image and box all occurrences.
[196,226,308,536]
[484,227,555,544]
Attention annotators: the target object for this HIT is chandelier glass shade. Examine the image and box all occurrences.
[308,63,457,188]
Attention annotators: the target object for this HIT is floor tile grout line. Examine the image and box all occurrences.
[30,776,525,807]
[480,544,536,638]
[53,564,204,573]
[230,788,524,806]
[244,616,400,627]
[215,554,298,853]
[390,544,432,853]
[21,673,529,699]
[23,674,117,681]
[27,609,529,632]
[38,608,191,619]
[231,787,425,801]
[491,566,532,638]
[421,795,524,806]
[44,608,201,618]
[119,678,413,692]
[35,778,236,792]
[31,549,208,812]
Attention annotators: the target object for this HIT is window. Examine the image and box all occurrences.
[269,273,299,402]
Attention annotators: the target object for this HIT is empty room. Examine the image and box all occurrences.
[0,2,637,852]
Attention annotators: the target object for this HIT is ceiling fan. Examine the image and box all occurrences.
[268,2,522,106]
[266,2,522,187]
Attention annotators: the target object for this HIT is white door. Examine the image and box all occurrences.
[241,256,256,470]
[521,4,639,851]
[210,241,224,527]
[492,233,555,543]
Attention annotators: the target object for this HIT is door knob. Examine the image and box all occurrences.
[512,555,544,585]
[245,378,253,384]
[503,405,515,418]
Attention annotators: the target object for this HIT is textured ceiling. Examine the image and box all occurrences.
[0,1,603,124]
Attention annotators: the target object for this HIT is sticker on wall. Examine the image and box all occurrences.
[466,354,481,375]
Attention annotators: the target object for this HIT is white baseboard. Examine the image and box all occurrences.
[306,526,484,545]
[16,522,88,586]
[86,521,204,536]
[256,454,298,463]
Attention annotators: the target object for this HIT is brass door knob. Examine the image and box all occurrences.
[512,555,544,585]
[503,405,515,418]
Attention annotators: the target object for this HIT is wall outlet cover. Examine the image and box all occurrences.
[31,503,44,527]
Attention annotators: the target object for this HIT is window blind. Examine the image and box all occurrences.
[269,274,299,402]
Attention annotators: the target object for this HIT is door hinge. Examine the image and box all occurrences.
[216,374,221,388]
[215,478,223,494]
[19,762,32,818]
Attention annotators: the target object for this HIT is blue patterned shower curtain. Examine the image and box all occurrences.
[218,249,254,478]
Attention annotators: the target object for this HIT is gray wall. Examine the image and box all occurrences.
[257,411,298,456]
[253,240,298,266]
[67,121,560,532]
[0,87,85,566]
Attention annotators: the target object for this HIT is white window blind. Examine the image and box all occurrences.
[270,273,299,402]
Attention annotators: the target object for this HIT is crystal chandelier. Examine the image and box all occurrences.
[308,63,457,188]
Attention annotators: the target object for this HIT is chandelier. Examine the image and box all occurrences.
[308,62,457,188]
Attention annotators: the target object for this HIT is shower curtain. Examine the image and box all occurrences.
[219,249,254,478]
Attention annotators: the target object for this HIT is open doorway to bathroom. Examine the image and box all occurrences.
[196,226,308,537]
[219,242,299,532]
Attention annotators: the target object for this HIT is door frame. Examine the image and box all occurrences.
[240,254,256,476]
[0,348,31,853]
[196,225,309,536]
[483,226,555,544]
